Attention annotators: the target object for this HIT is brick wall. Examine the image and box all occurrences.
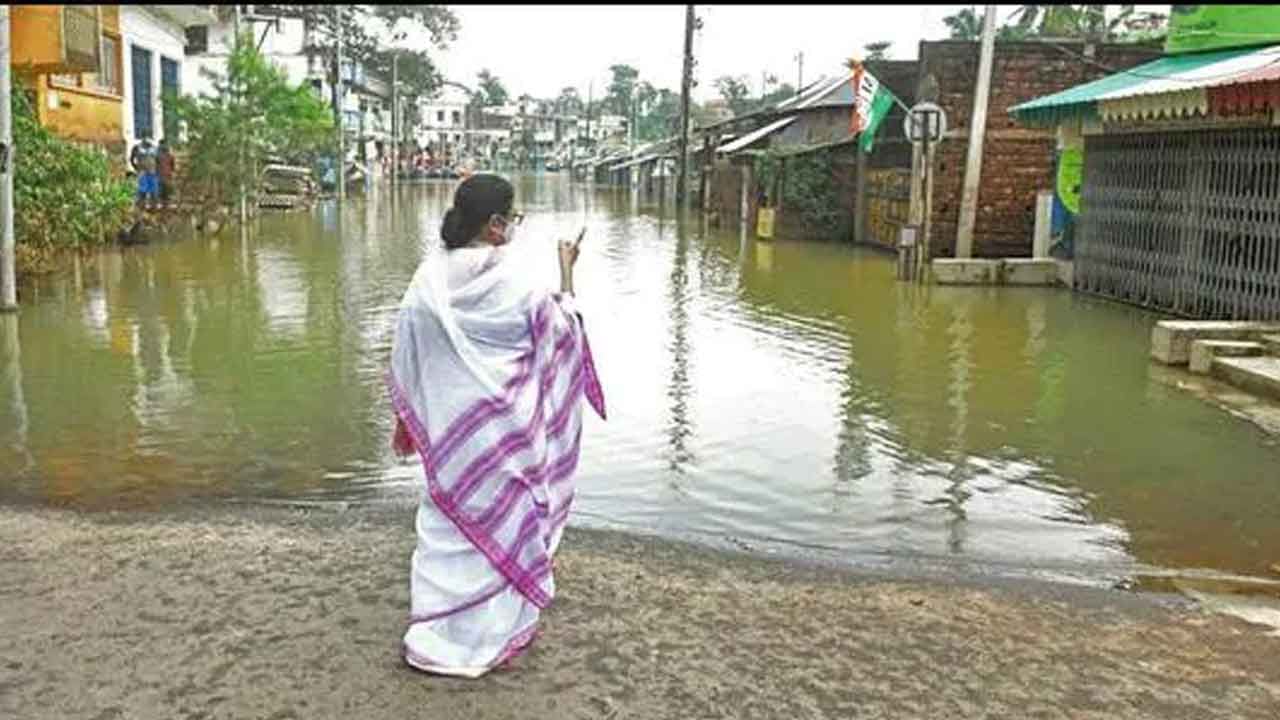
[918,40,1160,257]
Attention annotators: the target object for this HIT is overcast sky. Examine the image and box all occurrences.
[429,5,1169,103]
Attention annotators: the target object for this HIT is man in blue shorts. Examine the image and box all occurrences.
[130,139,159,210]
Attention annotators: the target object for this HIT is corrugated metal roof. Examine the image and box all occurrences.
[716,117,796,154]
[1011,44,1280,126]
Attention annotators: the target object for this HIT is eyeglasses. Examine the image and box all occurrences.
[495,212,525,227]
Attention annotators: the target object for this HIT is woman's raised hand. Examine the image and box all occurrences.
[558,229,583,270]
[558,229,583,295]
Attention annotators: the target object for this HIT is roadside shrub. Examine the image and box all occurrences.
[11,84,134,259]
[755,148,847,240]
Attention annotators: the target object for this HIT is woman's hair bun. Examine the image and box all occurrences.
[441,207,463,247]
[440,174,515,250]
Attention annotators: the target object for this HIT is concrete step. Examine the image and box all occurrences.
[1151,321,1280,365]
[1211,356,1280,403]
[1261,334,1280,356]
[1188,339,1265,374]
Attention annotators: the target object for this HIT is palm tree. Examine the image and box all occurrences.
[1011,4,1136,41]
[864,41,892,61]
[943,7,983,40]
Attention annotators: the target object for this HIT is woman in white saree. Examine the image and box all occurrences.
[388,174,605,678]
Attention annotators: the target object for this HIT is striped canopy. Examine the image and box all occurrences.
[1011,44,1280,127]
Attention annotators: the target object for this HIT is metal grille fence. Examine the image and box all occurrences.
[1079,128,1280,320]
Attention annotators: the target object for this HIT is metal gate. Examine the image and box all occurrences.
[1079,128,1280,320]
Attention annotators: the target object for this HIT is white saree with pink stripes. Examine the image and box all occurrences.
[388,245,605,678]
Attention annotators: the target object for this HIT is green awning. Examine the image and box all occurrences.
[1010,45,1263,128]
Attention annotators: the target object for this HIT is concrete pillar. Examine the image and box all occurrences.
[853,146,867,245]
[954,4,998,259]
[1032,190,1053,258]
[739,161,752,229]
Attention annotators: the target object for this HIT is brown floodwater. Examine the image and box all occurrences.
[2,174,1279,590]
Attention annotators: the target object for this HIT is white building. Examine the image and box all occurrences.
[181,7,392,163]
[591,114,628,144]
[119,5,217,148]
[416,85,471,153]
[182,7,312,100]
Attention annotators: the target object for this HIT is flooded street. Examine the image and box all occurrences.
[3,174,1279,589]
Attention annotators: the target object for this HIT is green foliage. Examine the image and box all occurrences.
[714,75,753,117]
[261,4,457,134]
[754,148,846,240]
[605,64,639,116]
[864,41,892,60]
[165,35,335,221]
[636,88,681,141]
[556,86,584,115]
[943,5,1163,42]
[474,69,509,107]
[10,84,133,256]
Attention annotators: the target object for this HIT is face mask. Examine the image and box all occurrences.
[502,222,518,246]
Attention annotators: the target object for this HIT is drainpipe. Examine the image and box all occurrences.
[954,4,997,259]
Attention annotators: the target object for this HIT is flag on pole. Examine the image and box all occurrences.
[848,61,897,153]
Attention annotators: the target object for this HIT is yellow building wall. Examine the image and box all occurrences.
[10,6,125,152]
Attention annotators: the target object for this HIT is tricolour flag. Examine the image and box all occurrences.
[849,62,898,153]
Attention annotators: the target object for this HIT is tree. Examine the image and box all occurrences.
[864,41,892,61]
[475,69,508,107]
[636,87,681,141]
[605,64,640,116]
[943,7,983,40]
[760,82,796,109]
[1010,4,1139,41]
[714,75,754,117]
[167,34,335,227]
[257,5,458,126]
[555,86,584,116]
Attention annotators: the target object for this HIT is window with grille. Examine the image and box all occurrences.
[48,33,121,96]
[62,5,102,72]
[91,35,121,94]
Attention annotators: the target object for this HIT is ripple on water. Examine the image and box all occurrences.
[5,177,1280,594]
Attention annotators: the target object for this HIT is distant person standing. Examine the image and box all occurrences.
[156,139,176,209]
[457,158,477,181]
[130,139,159,210]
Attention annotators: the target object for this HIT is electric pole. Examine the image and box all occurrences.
[233,6,248,226]
[676,4,696,208]
[335,4,346,201]
[795,51,804,94]
[585,80,593,178]
[955,4,997,259]
[391,51,398,190]
[0,5,16,311]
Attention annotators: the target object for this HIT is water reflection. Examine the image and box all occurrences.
[665,213,694,479]
[5,175,1280,588]
[0,314,33,479]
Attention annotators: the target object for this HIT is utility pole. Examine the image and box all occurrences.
[582,80,593,180]
[955,4,997,259]
[391,51,396,190]
[795,51,804,94]
[676,4,695,208]
[0,5,16,312]
[335,5,346,201]
[233,6,248,226]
